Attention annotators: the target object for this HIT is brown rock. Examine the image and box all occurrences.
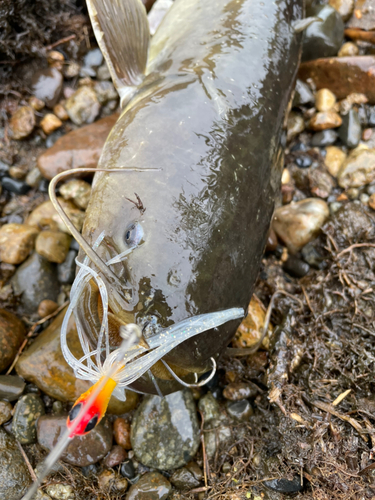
[15,308,138,414]
[26,198,85,234]
[265,228,278,252]
[37,113,118,179]
[39,113,62,135]
[9,106,36,140]
[35,230,71,264]
[347,0,375,30]
[232,296,273,350]
[0,309,26,372]
[31,68,63,108]
[37,299,58,318]
[338,41,359,57]
[325,146,347,177]
[60,179,91,210]
[337,148,375,188]
[53,103,69,121]
[29,96,45,111]
[315,89,336,111]
[299,56,375,104]
[0,400,12,425]
[344,28,375,44]
[368,193,375,210]
[47,50,64,70]
[223,382,258,401]
[309,111,342,130]
[103,445,128,468]
[114,417,132,449]
[363,128,373,141]
[0,223,39,264]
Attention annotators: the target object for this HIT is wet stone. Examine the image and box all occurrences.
[0,375,25,401]
[40,113,62,135]
[60,179,91,210]
[53,103,69,121]
[283,256,310,278]
[287,112,304,141]
[311,129,338,147]
[273,198,330,253]
[170,466,201,490]
[315,88,336,112]
[0,223,39,265]
[309,167,335,198]
[26,199,85,234]
[197,392,221,423]
[293,79,314,107]
[302,5,344,62]
[301,242,325,268]
[29,96,45,111]
[309,111,342,131]
[0,400,12,425]
[295,155,312,169]
[338,108,361,148]
[104,445,128,468]
[0,427,32,499]
[9,106,36,140]
[264,477,303,494]
[131,390,200,469]
[338,41,358,57]
[329,0,354,20]
[226,399,253,421]
[31,68,63,108]
[65,86,100,125]
[45,484,75,500]
[338,148,375,188]
[35,230,71,264]
[121,459,136,480]
[37,414,112,466]
[2,176,31,194]
[223,382,258,401]
[57,249,77,284]
[12,393,45,444]
[232,296,273,350]
[325,146,347,177]
[38,299,58,318]
[114,417,132,449]
[126,472,172,500]
[12,252,60,315]
[0,309,26,372]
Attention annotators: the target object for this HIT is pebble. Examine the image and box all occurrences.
[57,249,77,284]
[299,56,375,104]
[94,81,118,105]
[311,129,338,147]
[0,400,12,424]
[338,108,361,148]
[104,445,128,468]
[369,193,375,210]
[114,417,132,449]
[81,48,103,77]
[37,414,112,466]
[12,393,45,444]
[45,484,75,500]
[26,167,43,188]
[301,242,324,268]
[348,0,375,30]
[31,68,63,108]
[126,472,172,500]
[0,375,25,401]
[198,392,221,423]
[0,223,39,265]
[295,155,312,169]
[2,176,31,194]
[65,86,101,125]
[97,469,127,491]
[38,299,58,318]
[232,296,273,350]
[121,459,136,480]
[11,252,60,315]
[226,399,254,421]
[16,309,138,413]
[60,179,91,210]
[40,113,62,135]
[64,61,80,79]
[264,477,303,494]
[363,128,373,141]
[338,148,375,188]
[287,112,304,141]
[302,5,344,62]
[315,88,336,112]
[266,227,278,252]
[0,308,26,372]
[338,41,358,57]
[0,427,32,499]
[325,145,347,177]
[223,382,258,401]
[97,63,111,80]
[170,465,201,490]
[26,199,85,234]
[309,111,342,131]
[329,0,354,20]
[309,167,335,198]
[9,106,36,140]
[282,255,310,278]
[47,50,64,70]
[37,113,118,179]
[53,103,69,121]
[29,96,45,111]
[35,230,71,264]
[293,79,314,107]
[131,390,200,469]
[360,193,369,205]
[273,198,330,253]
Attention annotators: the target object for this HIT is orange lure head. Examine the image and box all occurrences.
[67,376,117,437]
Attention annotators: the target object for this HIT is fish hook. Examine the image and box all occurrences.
[160,357,217,388]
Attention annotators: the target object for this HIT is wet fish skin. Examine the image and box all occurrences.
[80,0,303,393]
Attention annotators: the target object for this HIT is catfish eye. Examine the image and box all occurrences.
[84,414,99,433]
[69,402,82,422]
[125,222,144,247]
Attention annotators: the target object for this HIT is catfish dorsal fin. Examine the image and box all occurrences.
[87,0,150,99]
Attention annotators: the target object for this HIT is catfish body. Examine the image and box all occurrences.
[79,0,303,394]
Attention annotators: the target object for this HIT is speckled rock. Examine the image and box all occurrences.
[347,0,375,30]
[31,68,63,108]
[0,426,32,499]
[198,393,231,458]
[325,146,347,177]
[40,113,62,135]
[45,483,75,499]
[0,308,26,372]
[338,109,361,149]
[15,309,137,414]
[60,179,91,210]
[309,111,342,131]
[0,400,12,424]
[0,223,39,265]
[338,148,375,188]
[9,106,36,140]
[65,86,100,125]
[114,417,132,449]
[35,230,71,264]
[329,0,354,20]
[11,252,60,315]
[26,199,85,234]
[338,41,358,57]
[170,463,202,490]
[273,199,330,254]
[0,375,25,401]
[197,392,221,423]
[126,472,171,500]
[131,390,200,469]
[232,296,273,350]
[12,393,45,444]
[37,414,112,466]
[223,382,258,401]
[37,113,118,179]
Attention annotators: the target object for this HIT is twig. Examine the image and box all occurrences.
[332,389,351,406]
[198,410,210,487]
[45,34,76,50]
[337,243,375,259]
[17,442,37,482]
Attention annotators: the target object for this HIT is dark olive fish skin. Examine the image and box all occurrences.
[81,0,303,393]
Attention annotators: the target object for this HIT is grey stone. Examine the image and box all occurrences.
[12,393,45,444]
[293,79,314,107]
[338,109,361,149]
[226,400,254,421]
[31,68,63,108]
[311,129,338,147]
[0,375,25,402]
[131,390,200,469]
[197,392,221,423]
